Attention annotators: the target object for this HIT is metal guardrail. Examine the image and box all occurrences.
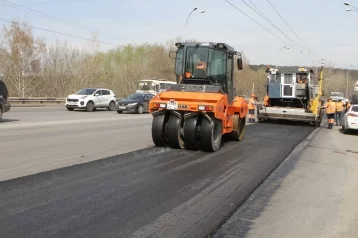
[9,97,123,105]
[9,97,65,104]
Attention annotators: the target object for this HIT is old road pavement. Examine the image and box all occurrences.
[0,107,315,237]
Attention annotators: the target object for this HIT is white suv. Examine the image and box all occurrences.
[65,88,117,112]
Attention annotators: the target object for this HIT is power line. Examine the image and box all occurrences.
[242,0,319,60]
[224,0,316,61]
[266,0,320,59]
[1,0,133,44]
[4,0,93,7]
[0,17,118,46]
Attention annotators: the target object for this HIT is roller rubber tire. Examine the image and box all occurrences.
[199,117,222,152]
[238,117,246,141]
[228,115,245,141]
[152,113,168,147]
[166,114,184,149]
[183,116,199,150]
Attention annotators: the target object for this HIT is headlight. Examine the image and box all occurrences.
[128,102,138,106]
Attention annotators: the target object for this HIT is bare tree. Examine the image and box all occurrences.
[0,20,45,97]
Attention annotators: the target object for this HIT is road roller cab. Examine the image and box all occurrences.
[149,42,248,152]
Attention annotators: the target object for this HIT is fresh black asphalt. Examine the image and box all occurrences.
[0,122,315,238]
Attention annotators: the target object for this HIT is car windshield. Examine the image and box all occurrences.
[351,106,358,112]
[126,94,145,100]
[76,88,96,95]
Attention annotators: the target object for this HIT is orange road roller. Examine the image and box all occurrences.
[149,42,248,152]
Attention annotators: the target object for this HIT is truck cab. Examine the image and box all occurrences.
[266,67,315,109]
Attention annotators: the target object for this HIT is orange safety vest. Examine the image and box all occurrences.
[264,95,269,106]
[196,61,207,70]
[325,101,336,114]
[335,101,344,112]
[248,98,256,110]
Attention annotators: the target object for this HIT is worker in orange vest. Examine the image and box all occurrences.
[335,99,344,126]
[263,94,269,108]
[321,97,336,129]
[248,93,257,123]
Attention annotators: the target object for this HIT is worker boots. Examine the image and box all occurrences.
[328,123,333,129]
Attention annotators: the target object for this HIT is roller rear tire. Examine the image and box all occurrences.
[228,115,245,141]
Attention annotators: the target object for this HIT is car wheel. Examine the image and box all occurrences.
[0,107,2,121]
[136,105,143,114]
[108,101,116,111]
[117,111,123,114]
[66,107,74,111]
[86,101,95,112]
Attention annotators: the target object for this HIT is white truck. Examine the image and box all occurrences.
[330,92,344,102]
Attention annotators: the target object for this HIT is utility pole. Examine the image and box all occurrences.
[346,65,355,98]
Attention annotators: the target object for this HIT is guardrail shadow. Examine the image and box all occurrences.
[0,119,20,123]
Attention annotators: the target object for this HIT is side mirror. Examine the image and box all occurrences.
[94,93,99,96]
[237,58,243,70]
[169,51,177,59]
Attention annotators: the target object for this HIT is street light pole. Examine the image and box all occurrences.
[346,8,358,13]
[276,46,289,67]
[315,59,326,85]
[344,2,358,11]
[184,8,205,42]
[346,64,355,98]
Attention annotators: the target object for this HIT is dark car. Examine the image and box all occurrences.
[0,79,11,121]
[116,93,154,114]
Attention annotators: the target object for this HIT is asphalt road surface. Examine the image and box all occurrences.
[0,112,315,238]
[0,107,154,181]
[214,125,358,238]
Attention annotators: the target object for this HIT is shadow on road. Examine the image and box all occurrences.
[257,119,314,127]
[339,128,358,136]
[69,109,150,114]
[0,119,20,123]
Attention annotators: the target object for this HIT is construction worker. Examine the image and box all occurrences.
[263,94,269,108]
[335,99,344,126]
[195,60,207,70]
[321,97,336,129]
[248,93,257,123]
[345,100,351,113]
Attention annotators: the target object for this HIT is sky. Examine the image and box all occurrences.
[1,0,358,69]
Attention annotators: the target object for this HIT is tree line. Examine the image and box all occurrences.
[0,20,357,99]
